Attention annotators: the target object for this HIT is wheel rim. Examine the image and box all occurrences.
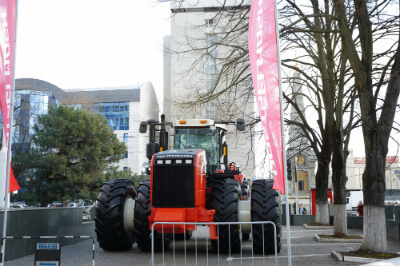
[124,196,135,232]
[238,199,251,233]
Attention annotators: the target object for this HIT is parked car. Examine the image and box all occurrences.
[48,202,63,208]
[83,205,94,220]
[10,204,25,208]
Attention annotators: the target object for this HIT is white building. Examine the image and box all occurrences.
[14,78,159,175]
[346,150,400,197]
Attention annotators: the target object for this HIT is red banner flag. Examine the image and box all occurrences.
[8,164,19,192]
[0,0,19,192]
[248,0,285,194]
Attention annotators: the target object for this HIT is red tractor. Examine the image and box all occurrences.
[95,115,281,254]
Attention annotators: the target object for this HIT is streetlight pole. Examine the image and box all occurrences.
[397,144,399,190]
[390,165,392,194]
[295,156,298,213]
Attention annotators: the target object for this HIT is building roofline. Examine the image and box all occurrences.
[15,78,141,104]
[171,5,249,13]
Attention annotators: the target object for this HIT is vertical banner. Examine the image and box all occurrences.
[0,0,19,192]
[248,0,285,194]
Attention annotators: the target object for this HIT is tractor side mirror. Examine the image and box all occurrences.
[141,161,150,175]
[139,121,148,133]
[237,118,245,131]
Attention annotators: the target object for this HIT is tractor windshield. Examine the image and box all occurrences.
[174,128,219,165]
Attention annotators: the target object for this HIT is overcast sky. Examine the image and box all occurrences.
[13,0,399,159]
[15,0,170,98]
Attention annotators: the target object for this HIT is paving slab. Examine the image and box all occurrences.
[4,226,400,265]
[303,223,333,230]
[314,233,364,243]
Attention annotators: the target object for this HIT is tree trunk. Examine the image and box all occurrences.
[315,204,329,225]
[334,205,347,236]
[315,146,331,224]
[362,206,387,252]
[361,134,388,252]
[331,125,348,236]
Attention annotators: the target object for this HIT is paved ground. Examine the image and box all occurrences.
[4,225,400,266]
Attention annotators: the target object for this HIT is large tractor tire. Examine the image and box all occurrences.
[95,179,136,251]
[251,179,282,254]
[208,179,241,253]
[133,181,171,251]
[241,182,249,197]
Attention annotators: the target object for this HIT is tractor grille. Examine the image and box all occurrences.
[152,165,195,208]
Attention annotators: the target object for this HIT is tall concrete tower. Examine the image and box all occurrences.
[139,81,159,171]
[287,69,317,195]
[164,0,256,177]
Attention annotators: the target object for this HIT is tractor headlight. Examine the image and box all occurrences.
[185,159,192,164]
[157,160,163,164]
[176,159,183,164]
[165,160,172,164]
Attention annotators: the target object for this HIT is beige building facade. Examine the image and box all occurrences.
[346,151,400,197]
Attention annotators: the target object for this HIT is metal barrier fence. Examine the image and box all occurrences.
[0,235,95,266]
[151,221,278,266]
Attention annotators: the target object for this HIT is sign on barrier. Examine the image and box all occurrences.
[0,236,95,266]
[35,241,61,266]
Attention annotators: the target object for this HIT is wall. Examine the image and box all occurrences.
[282,205,400,243]
[386,205,400,242]
[0,208,95,261]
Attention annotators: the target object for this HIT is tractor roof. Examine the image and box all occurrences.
[174,119,228,130]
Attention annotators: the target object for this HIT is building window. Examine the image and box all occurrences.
[123,167,128,172]
[299,181,304,191]
[124,133,128,142]
[205,34,218,119]
[205,34,218,93]
[96,102,130,130]
[125,151,128,158]
[12,90,59,143]
[205,19,216,27]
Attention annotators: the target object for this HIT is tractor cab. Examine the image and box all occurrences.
[173,119,228,174]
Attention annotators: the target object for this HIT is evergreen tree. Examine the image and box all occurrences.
[20,105,127,206]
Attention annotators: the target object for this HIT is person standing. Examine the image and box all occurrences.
[357,201,364,216]
[299,204,307,215]
[293,202,297,214]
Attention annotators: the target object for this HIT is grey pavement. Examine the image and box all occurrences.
[4,225,400,266]
[363,258,400,266]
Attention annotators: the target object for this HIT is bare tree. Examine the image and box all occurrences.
[167,0,346,226]
[333,0,400,253]
[281,0,359,234]
[167,1,399,242]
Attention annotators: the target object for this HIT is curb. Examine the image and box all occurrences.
[331,251,379,263]
[314,234,363,243]
[344,256,378,263]
[303,224,333,230]
[331,251,343,261]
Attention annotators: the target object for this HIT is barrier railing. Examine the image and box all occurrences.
[0,235,95,266]
[151,221,278,266]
